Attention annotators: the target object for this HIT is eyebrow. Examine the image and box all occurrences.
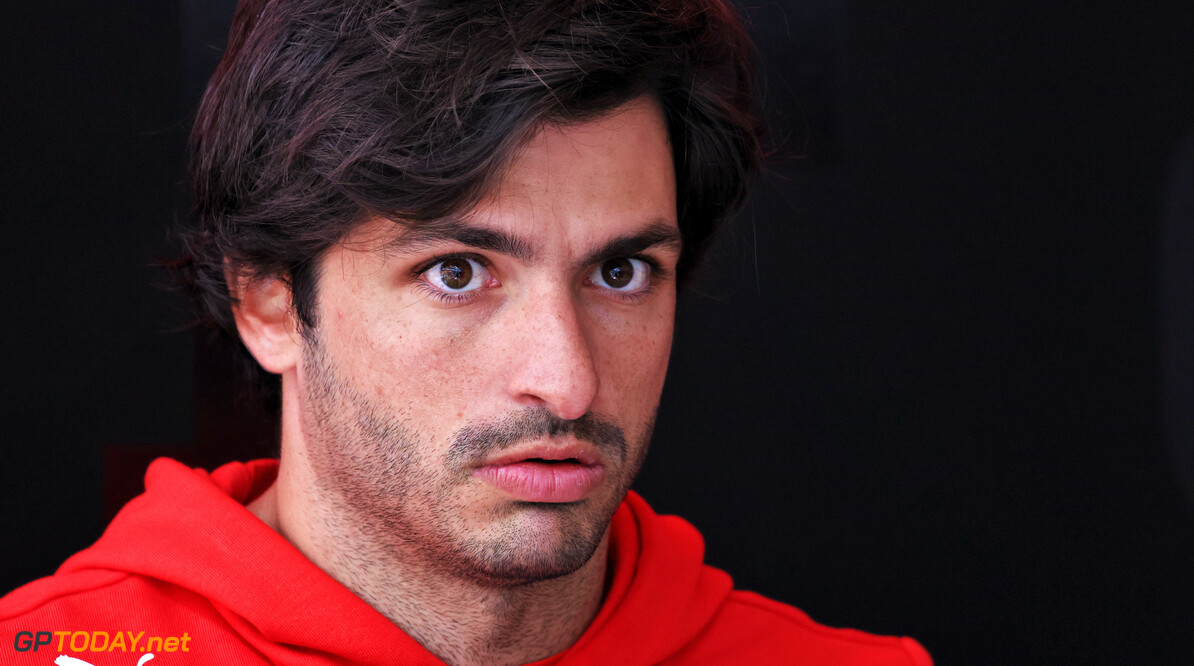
[575,221,682,269]
[387,220,535,261]
[388,218,682,267]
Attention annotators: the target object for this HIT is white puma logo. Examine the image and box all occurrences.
[53,654,154,666]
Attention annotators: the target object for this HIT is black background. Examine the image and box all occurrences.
[4,1,1194,663]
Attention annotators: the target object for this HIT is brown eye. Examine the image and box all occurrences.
[438,257,473,290]
[424,256,489,294]
[601,258,634,288]
[591,257,649,293]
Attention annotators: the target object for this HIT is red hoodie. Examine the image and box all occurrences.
[1,458,931,665]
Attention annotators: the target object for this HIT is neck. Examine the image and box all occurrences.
[249,453,609,666]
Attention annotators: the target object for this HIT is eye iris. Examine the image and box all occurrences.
[602,258,634,288]
[439,258,473,289]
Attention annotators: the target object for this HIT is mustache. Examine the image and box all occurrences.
[447,408,627,466]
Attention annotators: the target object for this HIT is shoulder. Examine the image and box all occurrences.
[665,590,933,666]
[3,569,202,623]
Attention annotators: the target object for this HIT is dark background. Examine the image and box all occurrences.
[3,1,1194,663]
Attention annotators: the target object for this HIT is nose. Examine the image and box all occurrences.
[504,291,600,421]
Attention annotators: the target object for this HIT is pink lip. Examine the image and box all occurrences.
[474,445,605,503]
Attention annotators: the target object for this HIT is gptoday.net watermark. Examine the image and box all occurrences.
[12,630,192,665]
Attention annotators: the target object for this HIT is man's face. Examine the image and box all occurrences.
[292,98,679,585]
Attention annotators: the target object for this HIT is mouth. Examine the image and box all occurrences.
[474,444,606,503]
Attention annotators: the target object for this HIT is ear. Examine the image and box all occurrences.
[230,274,302,375]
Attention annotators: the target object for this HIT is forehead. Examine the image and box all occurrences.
[352,97,678,259]
[497,98,675,208]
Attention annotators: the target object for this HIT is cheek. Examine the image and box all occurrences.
[337,307,495,421]
[596,304,675,414]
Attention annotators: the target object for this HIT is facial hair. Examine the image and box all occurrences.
[298,333,653,587]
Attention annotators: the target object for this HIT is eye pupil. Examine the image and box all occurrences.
[602,258,634,288]
[439,258,473,289]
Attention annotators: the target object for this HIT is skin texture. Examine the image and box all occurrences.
[237,98,680,666]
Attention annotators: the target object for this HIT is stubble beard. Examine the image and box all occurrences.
[297,334,653,587]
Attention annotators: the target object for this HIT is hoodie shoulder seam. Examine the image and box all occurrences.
[0,569,135,621]
[725,590,929,663]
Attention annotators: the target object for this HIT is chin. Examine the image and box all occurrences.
[455,505,610,586]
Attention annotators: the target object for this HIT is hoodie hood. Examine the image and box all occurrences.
[52,458,733,665]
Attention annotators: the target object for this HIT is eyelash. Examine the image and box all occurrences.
[411,252,668,305]
[414,284,478,305]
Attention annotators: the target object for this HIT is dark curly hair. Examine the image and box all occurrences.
[178,0,762,397]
